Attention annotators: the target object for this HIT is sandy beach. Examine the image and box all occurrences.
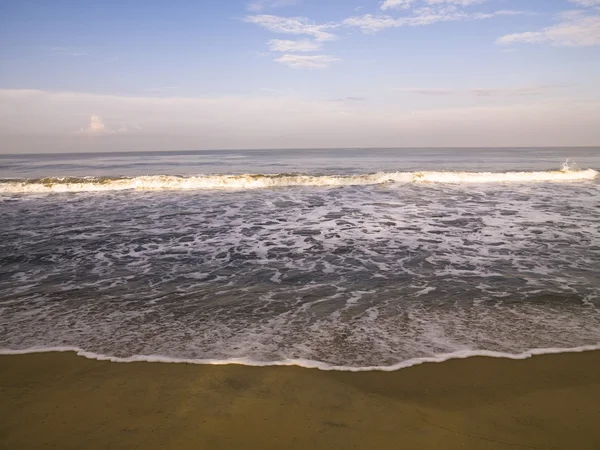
[0,350,598,449]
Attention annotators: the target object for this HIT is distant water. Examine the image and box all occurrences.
[1,148,599,370]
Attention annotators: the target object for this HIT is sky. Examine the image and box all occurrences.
[0,0,599,153]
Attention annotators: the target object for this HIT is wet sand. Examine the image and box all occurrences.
[1,350,599,450]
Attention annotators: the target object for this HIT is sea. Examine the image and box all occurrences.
[1,147,599,371]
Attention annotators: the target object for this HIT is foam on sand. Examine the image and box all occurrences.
[1,344,599,372]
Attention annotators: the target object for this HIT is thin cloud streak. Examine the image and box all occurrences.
[381,0,487,11]
[344,9,527,33]
[569,0,600,7]
[51,47,88,57]
[274,54,339,68]
[397,85,568,96]
[332,97,368,102]
[247,0,301,12]
[267,39,322,52]
[497,12,600,47]
[243,15,338,42]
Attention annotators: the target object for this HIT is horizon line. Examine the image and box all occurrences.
[1,145,599,157]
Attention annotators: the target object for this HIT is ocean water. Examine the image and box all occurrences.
[1,148,599,370]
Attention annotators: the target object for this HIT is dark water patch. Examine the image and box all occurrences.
[528,293,585,306]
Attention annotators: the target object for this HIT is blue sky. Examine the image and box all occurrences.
[0,0,599,152]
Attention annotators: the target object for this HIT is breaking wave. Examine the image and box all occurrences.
[0,168,598,193]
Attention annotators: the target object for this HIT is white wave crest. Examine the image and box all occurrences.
[0,169,597,193]
[1,345,599,372]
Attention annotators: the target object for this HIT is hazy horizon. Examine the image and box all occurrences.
[1,145,600,157]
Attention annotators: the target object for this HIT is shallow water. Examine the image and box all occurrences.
[1,148,599,369]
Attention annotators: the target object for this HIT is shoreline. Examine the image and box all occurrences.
[1,344,600,372]
[1,349,599,449]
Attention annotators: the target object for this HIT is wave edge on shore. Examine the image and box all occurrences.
[2,345,599,372]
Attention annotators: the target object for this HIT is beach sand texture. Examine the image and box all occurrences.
[1,350,599,450]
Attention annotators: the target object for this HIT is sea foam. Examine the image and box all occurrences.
[1,345,599,372]
[0,168,597,193]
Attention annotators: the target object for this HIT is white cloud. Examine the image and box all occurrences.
[381,0,413,9]
[245,15,339,68]
[381,0,486,11]
[274,54,339,68]
[344,15,404,32]
[78,114,107,134]
[267,39,322,52]
[352,0,526,34]
[569,0,600,6]
[345,9,524,33]
[497,12,600,46]
[76,114,134,135]
[247,0,300,12]
[244,15,337,42]
[245,4,523,69]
